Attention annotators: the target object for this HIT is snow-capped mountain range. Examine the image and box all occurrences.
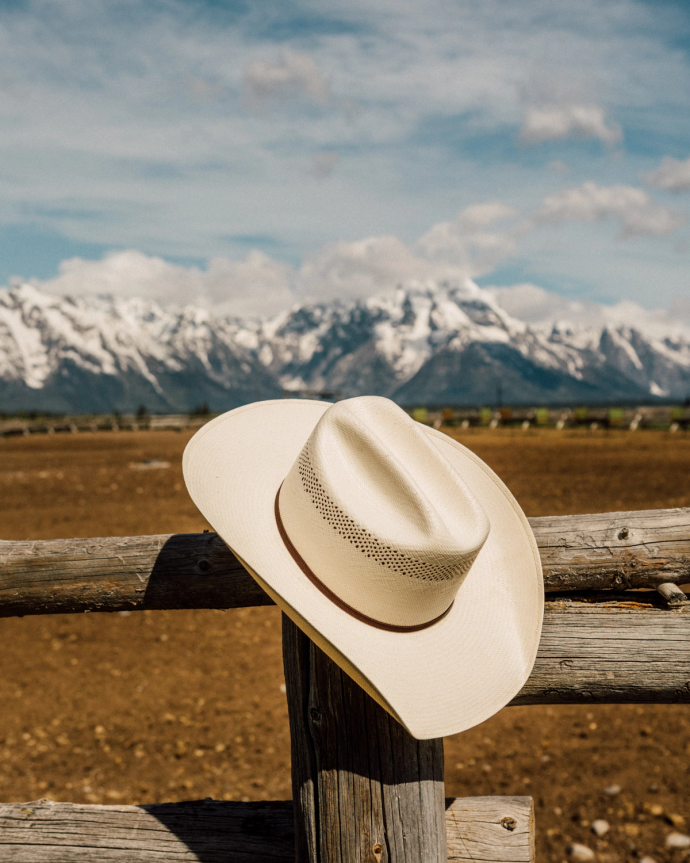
[1,280,689,413]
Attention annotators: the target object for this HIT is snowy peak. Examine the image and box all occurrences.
[0,279,689,412]
[0,285,281,412]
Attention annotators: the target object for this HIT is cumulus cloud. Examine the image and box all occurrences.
[455,202,519,227]
[34,249,295,317]
[536,181,685,237]
[28,200,525,311]
[202,253,295,316]
[23,182,687,318]
[486,282,642,331]
[243,49,330,106]
[415,202,521,274]
[297,236,430,301]
[0,0,686,315]
[297,202,523,301]
[669,296,690,322]
[486,283,583,325]
[643,156,690,192]
[520,104,622,146]
[31,244,690,341]
[486,282,690,338]
[35,251,197,302]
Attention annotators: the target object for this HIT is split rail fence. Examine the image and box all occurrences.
[0,506,689,862]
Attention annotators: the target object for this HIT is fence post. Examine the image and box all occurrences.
[282,613,447,863]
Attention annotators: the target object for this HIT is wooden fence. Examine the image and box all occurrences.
[1,507,689,861]
[3,405,689,439]
[0,414,203,438]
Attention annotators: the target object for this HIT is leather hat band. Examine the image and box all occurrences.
[274,484,452,633]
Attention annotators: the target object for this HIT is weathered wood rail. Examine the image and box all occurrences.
[0,796,534,862]
[2,508,689,619]
[1,507,688,862]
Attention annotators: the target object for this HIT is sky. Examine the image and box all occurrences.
[0,0,689,320]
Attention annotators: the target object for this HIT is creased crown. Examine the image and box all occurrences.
[278,396,490,627]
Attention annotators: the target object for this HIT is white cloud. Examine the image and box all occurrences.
[455,202,519,228]
[669,296,690,323]
[297,202,523,301]
[643,156,690,192]
[486,282,690,339]
[243,48,330,106]
[28,201,524,309]
[34,249,295,317]
[520,104,622,146]
[0,0,687,313]
[486,283,584,325]
[31,237,432,310]
[415,202,520,274]
[486,281,628,330]
[35,251,197,302]
[29,245,690,342]
[536,181,686,237]
[203,253,296,316]
[297,236,429,301]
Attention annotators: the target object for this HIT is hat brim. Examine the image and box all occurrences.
[183,400,543,740]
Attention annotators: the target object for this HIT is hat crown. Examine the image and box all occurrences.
[279,396,490,628]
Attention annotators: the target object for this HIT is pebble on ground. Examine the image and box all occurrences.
[567,842,596,862]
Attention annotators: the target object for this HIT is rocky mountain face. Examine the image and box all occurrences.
[0,284,281,413]
[252,281,690,405]
[1,280,689,413]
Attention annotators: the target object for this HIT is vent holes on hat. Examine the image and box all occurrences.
[298,445,472,583]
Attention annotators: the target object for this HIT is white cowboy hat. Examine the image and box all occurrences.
[183,396,543,740]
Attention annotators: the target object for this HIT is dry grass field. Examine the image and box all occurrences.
[1,426,689,863]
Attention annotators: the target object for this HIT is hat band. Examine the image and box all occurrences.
[275,485,453,633]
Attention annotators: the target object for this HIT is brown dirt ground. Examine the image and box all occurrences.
[1,426,689,863]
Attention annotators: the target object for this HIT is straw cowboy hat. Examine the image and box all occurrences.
[183,396,543,740]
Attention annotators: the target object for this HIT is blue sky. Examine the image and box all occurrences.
[0,0,689,318]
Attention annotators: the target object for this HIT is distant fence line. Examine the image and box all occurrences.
[0,414,206,438]
[413,403,690,432]
[1,402,689,438]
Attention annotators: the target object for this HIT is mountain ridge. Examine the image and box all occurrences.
[1,280,689,412]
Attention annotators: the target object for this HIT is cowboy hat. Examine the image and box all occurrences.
[183,396,543,739]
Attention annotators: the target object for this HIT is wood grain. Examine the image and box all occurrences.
[282,614,447,863]
[445,797,534,863]
[0,796,534,863]
[1,545,687,704]
[0,532,269,619]
[532,508,690,591]
[0,798,295,862]
[1,508,689,618]
[513,593,690,705]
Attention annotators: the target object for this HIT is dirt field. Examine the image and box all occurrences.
[1,426,689,863]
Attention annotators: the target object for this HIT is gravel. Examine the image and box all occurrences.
[567,843,596,862]
[665,832,690,850]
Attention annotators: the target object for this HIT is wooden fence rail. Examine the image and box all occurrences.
[2,508,690,620]
[0,796,534,863]
[1,508,688,862]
